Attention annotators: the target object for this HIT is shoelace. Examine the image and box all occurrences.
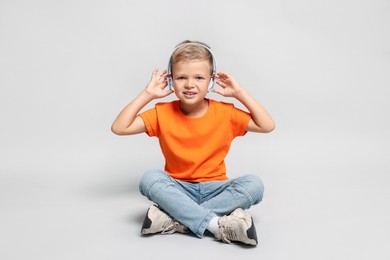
[161,221,183,234]
[218,225,238,244]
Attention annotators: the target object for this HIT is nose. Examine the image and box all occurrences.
[185,78,195,88]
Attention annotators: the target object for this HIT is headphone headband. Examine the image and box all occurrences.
[167,42,217,92]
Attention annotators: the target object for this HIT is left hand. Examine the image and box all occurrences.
[213,71,243,98]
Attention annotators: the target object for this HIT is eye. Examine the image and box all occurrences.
[176,76,185,80]
[196,76,205,80]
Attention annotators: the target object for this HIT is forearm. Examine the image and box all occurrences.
[235,88,275,133]
[111,90,153,135]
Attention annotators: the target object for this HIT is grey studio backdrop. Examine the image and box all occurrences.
[0,0,389,259]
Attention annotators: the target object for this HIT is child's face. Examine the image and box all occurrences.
[171,59,212,106]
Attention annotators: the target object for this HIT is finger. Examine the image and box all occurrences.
[216,80,227,88]
[152,69,161,79]
[158,80,168,88]
[213,88,224,96]
[157,70,168,79]
[216,75,227,83]
[220,72,233,82]
[217,71,228,78]
[161,89,174,97]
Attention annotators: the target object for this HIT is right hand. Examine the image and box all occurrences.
[144,68,174,99]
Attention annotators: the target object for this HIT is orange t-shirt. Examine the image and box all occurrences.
[139,99,251,182]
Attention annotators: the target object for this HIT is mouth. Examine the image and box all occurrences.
[183,91,197,98]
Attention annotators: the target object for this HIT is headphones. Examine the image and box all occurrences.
[167,43,217,92]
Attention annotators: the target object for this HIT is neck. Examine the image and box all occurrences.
[179,99,209,118]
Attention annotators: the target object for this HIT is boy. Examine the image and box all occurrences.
[111,40,275,246]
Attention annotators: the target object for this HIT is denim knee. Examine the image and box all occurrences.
[139,169,169,197]
[236,174,264,205]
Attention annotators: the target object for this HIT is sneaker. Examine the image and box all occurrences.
[141,205,189,235]
[214,208,258,246]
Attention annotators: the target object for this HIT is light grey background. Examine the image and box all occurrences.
[1,0,389,259]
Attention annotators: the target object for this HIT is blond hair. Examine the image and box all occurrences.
[170,40,213,73]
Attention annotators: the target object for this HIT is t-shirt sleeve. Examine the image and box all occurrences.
[230,105,251,137]
[139,107,159,137]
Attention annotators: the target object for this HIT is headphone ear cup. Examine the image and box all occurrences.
[207,74,215,92]
[168,75,174,91]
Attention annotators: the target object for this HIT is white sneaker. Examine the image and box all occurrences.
[141,205,189,235]
[214,208,258,246]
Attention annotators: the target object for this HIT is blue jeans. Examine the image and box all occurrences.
[139,169,264,237]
